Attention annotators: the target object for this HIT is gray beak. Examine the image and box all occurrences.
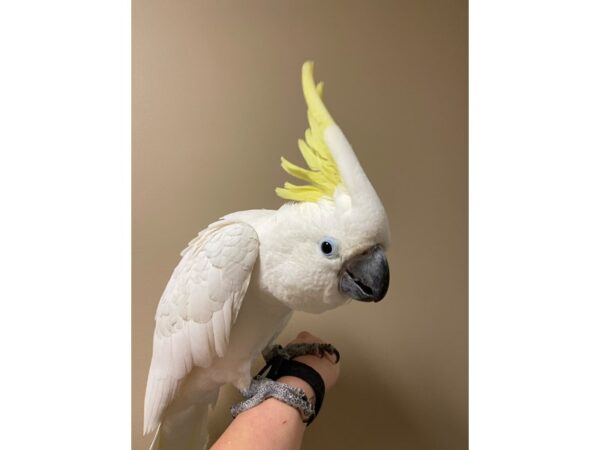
[339,245,390,302]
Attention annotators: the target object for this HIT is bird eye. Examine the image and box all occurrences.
[319,237,339,258]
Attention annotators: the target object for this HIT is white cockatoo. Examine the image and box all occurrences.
[144,61,391,449]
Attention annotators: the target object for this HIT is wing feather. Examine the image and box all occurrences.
[143,221,259,435]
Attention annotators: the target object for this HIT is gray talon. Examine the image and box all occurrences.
[263,343,340,364]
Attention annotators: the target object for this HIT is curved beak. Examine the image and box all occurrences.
[339,245,390,302]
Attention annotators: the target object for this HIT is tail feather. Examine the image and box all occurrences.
[149,389,219,450]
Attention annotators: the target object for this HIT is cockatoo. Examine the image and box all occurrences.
[144,61,390,450]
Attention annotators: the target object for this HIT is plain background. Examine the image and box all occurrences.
[3,2,600,450]
[133,1,467,449]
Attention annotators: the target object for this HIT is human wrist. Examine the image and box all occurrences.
[277,375,316,403]
[292,354,337,392]
[263,357,324,425]
[230,335,339,428]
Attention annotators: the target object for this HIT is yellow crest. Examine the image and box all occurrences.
[275,62,343,202]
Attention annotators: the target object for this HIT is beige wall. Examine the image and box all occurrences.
[133,1,467,449]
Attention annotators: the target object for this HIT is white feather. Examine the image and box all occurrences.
[143,221,259,436]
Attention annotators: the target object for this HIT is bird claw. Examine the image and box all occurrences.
[263,342,340,364]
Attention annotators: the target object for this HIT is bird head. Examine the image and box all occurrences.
[260,62,390,314]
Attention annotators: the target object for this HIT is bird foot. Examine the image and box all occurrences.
[262,342,340,364]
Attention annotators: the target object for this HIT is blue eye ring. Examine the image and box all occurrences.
[319,237,339,258]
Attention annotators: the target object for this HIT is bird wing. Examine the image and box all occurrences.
[143,220,259,434]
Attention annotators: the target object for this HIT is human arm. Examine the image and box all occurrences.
[210,331,340,450]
